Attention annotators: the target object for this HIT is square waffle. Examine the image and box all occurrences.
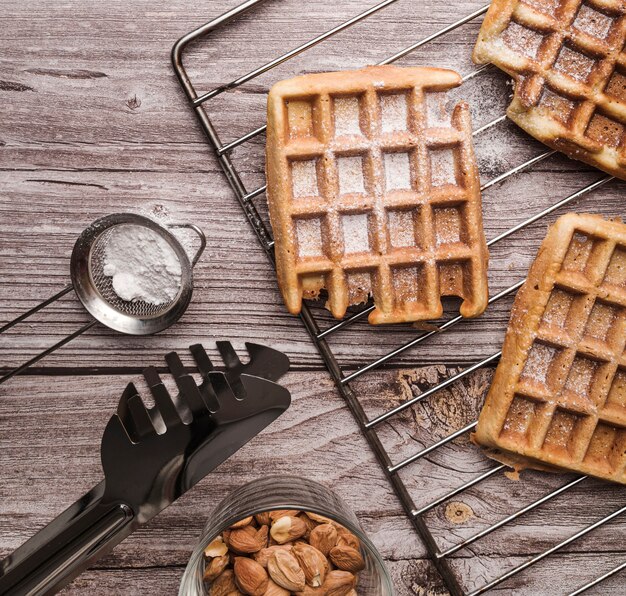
[265,65,489,324]
[475,213,626,484]
[473,0,626,180]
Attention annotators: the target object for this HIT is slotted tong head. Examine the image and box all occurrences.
[0,341,291,595]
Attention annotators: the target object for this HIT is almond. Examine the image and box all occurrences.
[230,516,254,529]
[292,542,328,587]
[329,545,365,573]
[234,557,269,596]
[298,513,317,539]
[323,570,356,596]
[205,536,229,559]
[256,525,269,549]
[305,512,335,525]
[335,528,360,551]
[203,554,229,582]
[294,586,325,596]
[267,549,306,592]
[309,524,337,556]
[263,579,290,596]
[270,516,307,544]
[210,569,241,596]
[269,509,300,522]
[253,544,293,568]
[229,526,267,554]
[255,511,271,526]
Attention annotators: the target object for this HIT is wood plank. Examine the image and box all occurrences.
[1,168,624,371]
[2,0,626,593]
[2,0,624,372]
[1,371,624,594]
[0,371,422,594]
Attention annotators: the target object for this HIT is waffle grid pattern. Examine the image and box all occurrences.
[474,0,626,179]
[266,66,488,324]
[478,214,626,483]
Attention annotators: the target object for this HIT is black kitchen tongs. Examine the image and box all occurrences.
[0,341,291,595]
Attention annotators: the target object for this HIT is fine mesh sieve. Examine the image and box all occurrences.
[0,213,206,386]
[88,225,180,319]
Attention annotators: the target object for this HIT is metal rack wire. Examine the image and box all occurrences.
[172,1,626,594]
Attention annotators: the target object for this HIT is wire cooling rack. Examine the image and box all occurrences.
[172,1,626,594]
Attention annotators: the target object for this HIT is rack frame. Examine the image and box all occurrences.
[171,2,625,593]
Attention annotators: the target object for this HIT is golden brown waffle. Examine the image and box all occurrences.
[475,213,626,484]
[265,65,489,324]
[473,0,626,180]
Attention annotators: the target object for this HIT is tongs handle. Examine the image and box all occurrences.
[0,484,133,596]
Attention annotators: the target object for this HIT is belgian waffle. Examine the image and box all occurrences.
[473,0,626,180]
[475,213,626,484]
[265,65,489,324]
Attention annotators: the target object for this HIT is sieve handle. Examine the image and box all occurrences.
[0,284,73,334]
[0,285,98,387]
[167,223,206,266]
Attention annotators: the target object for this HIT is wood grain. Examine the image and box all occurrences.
[1,0,625,594]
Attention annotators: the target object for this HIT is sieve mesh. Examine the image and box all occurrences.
[89,225,182,318]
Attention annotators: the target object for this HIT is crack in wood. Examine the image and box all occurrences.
[0,80,34,92]
[24,68,107,79]
[24,178,108,190]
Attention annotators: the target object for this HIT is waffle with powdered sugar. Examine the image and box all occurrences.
[265,65,489,324]
[474,0,626,179]
[475,213,626,484]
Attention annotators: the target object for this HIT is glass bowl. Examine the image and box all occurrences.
[179,475,393,595]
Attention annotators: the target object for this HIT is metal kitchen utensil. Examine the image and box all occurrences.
[0,213,206,386]
[172,2,626,595]
[0,341,291,595]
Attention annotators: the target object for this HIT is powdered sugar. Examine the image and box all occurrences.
[387,209,416,248]
[430,149,456,186]
[553,46,596,82]
[334,96,362,136]
[337,155,366,194]
[425,92,451,127]
[500,21,544,60]
[573,4,614,40]
[434,208,461,245]
[521,342,556,383]
[522,0,560,15]
[384,152,412,190]
[342,213,370,253]
[380,93,409,132]
[296,218,323,257]
[565,355,598,396]
[291,159,319,198]
[103,224,182,305]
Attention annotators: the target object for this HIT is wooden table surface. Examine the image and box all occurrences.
[1,1,625,594]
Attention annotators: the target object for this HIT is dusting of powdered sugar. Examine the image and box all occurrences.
[103,225,182,305]
[292,159,319,198]
[380,93,409,132]
[296,218,323,257]
[572,4,614,40]
[387,210,416,247]
[520,342,556,384]
[337,155,366,194]
[430,149,456,186]
[342,213,370,253]
[553,46,596,82]
[334,97,362,136]
[425,92,451,127]
[384,152,412,190]
[499,21,544,60]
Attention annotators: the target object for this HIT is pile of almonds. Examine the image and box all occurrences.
[203,509,365,596]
